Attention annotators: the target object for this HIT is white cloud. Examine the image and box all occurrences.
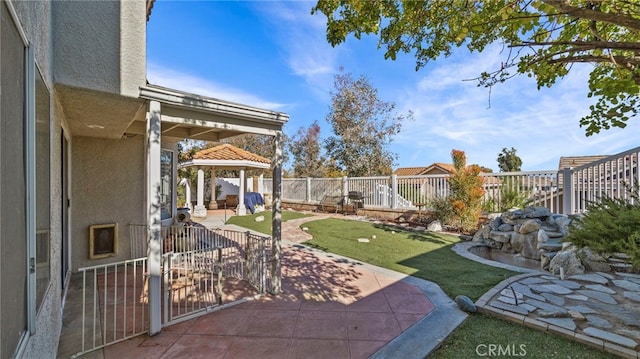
[393,48,639,171]
[146,62,289,111]
[252,1,339,98]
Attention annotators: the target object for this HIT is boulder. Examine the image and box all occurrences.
[255,215,265,222]
[537,229,549,243]
[578,247,611,273]
[549,250,585,276]
[524,206,551,219]
[553,215,572,234]
[540,251,557,271]
[511,232,540,260]
[503,209,525,221]
[519,219,541,234]
[488,217,502,230]
[500,242,515,253]
[455,295,477,313]
[427,220,442,232]
[498,223,513,232]
[489,230,512,243]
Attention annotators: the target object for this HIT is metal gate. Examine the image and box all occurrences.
[70,226,271,357]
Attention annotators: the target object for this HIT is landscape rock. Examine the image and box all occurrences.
[255,215,265,222]
[489,230,511,243]
[427,220,442,232]
[519,219,541,234]
[549,250,585,276]
[455,295,477,313]
[510,233,540,260]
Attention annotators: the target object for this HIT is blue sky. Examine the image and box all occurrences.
[146,1,639,172]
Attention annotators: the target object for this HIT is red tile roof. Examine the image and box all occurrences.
[193,144,270,165]
[392,167,429,176]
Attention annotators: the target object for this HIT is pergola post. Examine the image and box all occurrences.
[193,167,207,217]
[209,168,218,209]
[146,100,162,335]
[271,131,283,294]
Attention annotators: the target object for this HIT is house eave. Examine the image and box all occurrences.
[139,84,289,127]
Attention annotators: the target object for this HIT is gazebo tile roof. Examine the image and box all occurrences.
[193,144,270,164]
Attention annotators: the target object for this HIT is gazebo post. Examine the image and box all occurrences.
[237,167,247,215]
[209,168,218,209]
[193,167,207,217]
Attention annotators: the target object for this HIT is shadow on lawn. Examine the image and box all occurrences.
[398,244,516,300]
[373,223,451,245]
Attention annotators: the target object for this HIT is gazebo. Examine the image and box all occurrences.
[181,144,271,217]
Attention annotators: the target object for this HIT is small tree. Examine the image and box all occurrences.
[289,121,327,178]
[497,147,523,172]
[447,149,485,233]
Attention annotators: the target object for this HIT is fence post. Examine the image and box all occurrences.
[562,167,573,214]
[306,177,312,203]
[342,176,349,203]
[391,174,398,209]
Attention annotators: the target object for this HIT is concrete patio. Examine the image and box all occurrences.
[57,210,466,358]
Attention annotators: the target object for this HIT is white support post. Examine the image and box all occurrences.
[306,177,312,203]
[271,131,283,294]
[237,167,247,215]
[391,174,398,209]
[209,168,218,209]
[562,167,573,215]
[146,100,162,335]
[193,167,207,217]
[342,176,349,205]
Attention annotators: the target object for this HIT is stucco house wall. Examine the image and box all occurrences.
[52,0,146,97]
[71,136,146,270]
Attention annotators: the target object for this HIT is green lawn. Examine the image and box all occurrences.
[303,218,513,300]
[229,215,614,358]
[225,210,312,235]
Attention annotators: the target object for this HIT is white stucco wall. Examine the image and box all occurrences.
[71,136,145,270]
[52,0,146,98]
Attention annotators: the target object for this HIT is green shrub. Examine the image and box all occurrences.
[566,182,640,268]
[497,178,530,212]
[431,196,455,226]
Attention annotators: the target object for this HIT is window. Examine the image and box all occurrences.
[160,149,174,220]
[1,3,28,357]
[35,64,51,311]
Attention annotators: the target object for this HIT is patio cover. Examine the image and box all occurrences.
[181,144,271,216]
[136,84,288,335]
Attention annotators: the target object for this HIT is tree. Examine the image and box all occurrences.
[448,149,486,233]
[497,147,523,172]
[324,71,412,177]
[289,120,327,177]
[312,0,640,136]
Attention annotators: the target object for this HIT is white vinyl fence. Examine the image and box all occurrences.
[265,146,639,214]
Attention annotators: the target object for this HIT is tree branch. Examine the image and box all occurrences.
[512,40,640,51]
[544,0,640,31]
[548,55,640,66]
